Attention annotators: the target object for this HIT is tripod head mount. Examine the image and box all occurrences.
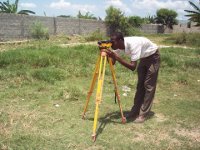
[98,40,112,49]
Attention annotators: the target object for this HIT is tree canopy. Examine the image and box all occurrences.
[105,6,129,35]
[155,8,178,29]
[127,16,144,28]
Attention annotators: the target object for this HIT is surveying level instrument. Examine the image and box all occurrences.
[82,40,126,142]
[97,40,112,49]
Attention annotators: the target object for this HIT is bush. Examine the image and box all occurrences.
[125,27,141,36]
[175,32,187,44]
[127,16,144,28]
[187,33,200,47]
[84,29,107,41]
[166,32,200,47]
[31,21,49,40]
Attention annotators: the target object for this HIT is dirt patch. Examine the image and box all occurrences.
[133,132,146,142]
[175,128,200,142]
[60,41,96,47]
[155,113,168,122]
[132,130,181,147]
[153,130,181,147]
[159,45,195,49]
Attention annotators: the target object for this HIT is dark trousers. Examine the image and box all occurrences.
[131,50,160,116]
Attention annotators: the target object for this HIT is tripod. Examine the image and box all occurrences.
[82,47,126,142]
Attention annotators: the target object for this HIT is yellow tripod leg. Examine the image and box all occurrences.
[108,58,126,123]
[82,56,101,119]
[92,54,107,142]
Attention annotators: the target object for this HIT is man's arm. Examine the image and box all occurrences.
[115,55,137,71]
[106,50,137,71]
[110,57,116,65]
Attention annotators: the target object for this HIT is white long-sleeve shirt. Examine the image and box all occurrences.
[114,37,158,61]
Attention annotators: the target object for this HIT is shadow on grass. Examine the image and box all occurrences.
[85,110,156,139]
[86,111,130,139]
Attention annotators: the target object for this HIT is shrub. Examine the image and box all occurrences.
[30,21,49,40]
[175,32,187,44]
[85,29,107,41]
[125,27,141,36]
[166,32,200,47]
[187,33,200,47]
[127,16,144,28]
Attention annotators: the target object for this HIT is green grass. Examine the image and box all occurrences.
[0,40,200,149]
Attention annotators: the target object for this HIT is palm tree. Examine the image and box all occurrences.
[143,15,156,24]
[0,0,35,15]
[184,1,200,26]
[77,11,97,20]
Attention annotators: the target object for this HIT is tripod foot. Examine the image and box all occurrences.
[122,117,126,124]
[92,134,96,142]
[82,114,86,120]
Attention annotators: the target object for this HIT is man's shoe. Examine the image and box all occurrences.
[134,115,145,123]
[125,112,138,120]
[134,111,155,123]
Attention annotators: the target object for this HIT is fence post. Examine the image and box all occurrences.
[20,16,24,39]
[53,17,57,35]
[79,18,81,35]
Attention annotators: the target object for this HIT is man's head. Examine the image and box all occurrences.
[110,32,125,50]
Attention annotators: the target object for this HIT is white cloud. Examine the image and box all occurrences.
[47,0,194,20]
[49,0,96,14]
[105,0,132,14]
[20,3,37,8]
[130,0,191,19]
[49,0,71,9]
[72,4,97,13]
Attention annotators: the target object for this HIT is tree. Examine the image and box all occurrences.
[143,15,156,24]
[105,6,129,35]
[184,0,200,26]
[0,0,35,15]
[58,15,74,18]
[155,8,178,29]
[77,11,97,20]
[127,16,144,28]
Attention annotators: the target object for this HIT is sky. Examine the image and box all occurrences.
[3,0,199,20]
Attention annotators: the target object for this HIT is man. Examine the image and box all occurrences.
[105,32,160,123]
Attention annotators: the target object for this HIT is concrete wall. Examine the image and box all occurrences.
[141,23,200,34]
[141,24,165,34]
[0,13,106,41]
[173,23,200,33]
[1,13,200,41]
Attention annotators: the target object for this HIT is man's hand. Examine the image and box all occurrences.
[104,49,117,60]
[103,49,137,71]
[100,49,117,65]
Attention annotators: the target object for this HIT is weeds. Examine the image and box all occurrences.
[33,67,66,83]
[30,21,49,40]
[84,29,107,41]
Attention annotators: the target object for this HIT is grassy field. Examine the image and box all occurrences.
[0,37,200,150]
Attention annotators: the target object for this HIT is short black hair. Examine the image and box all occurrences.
[111,32,124,41]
